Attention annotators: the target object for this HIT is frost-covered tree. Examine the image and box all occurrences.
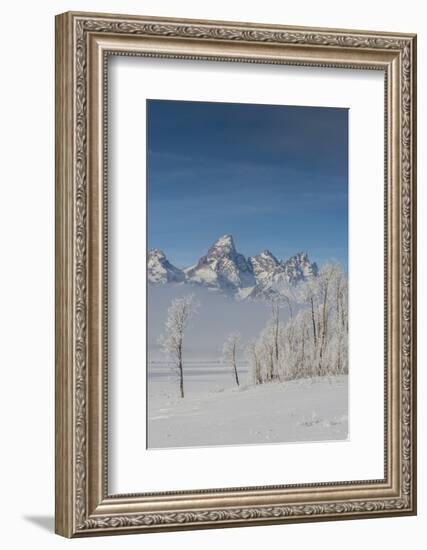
[259,323,276,381]
[264,288,296,380]
[159,294,199,398]
[246,338,263,385]
[279,309,313,380]
[223,332,241,387]
[269,295,283,366]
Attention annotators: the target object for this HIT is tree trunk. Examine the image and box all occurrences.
[318,282,329,375]
[310,296,317,376]
[232,346,239,386]
[233,362,240,387]
[272,303,279,364]
[178,340,184,398]
[255,356,261,385]
[310,296,317,346]
[269,349,274,380]
[321,285,329,350]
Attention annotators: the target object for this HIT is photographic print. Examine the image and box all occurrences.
[147,99,348,450]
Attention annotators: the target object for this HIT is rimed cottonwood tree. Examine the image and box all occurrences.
[159,294,199,398]
[267,291,294,381]
[222,332,241,387]
[246,338,263,385]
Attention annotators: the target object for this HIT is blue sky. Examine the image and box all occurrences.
[147,100,348,269]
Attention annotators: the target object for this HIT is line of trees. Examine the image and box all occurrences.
[246,263,348,384]
[159,263,348,397]
[222,332,241,387]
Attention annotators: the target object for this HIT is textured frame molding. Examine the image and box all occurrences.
[55,11,417,538]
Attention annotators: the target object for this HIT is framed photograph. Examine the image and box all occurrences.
[55,11,417,537]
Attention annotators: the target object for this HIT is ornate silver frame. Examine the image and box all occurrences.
[55,11,417,537]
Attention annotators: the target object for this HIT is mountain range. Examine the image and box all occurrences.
[147,234,318,300]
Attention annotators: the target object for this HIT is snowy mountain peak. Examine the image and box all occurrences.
[261,249,277,259]
[211,234,235,252]
[282,251,318,284]
[206,234,238,262]
[248,250,279,280]
[149,248,165,261]
[147,249,185,284]
[186,234,255,292]
[246,248,318,299]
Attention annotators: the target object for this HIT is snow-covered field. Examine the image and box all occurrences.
[147,363,348,449]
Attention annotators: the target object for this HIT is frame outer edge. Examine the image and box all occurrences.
[409,34,417,514]
[54,10,417,537]
[55,12,75,538]
[62,10,416,40]
[413,35,417,514]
